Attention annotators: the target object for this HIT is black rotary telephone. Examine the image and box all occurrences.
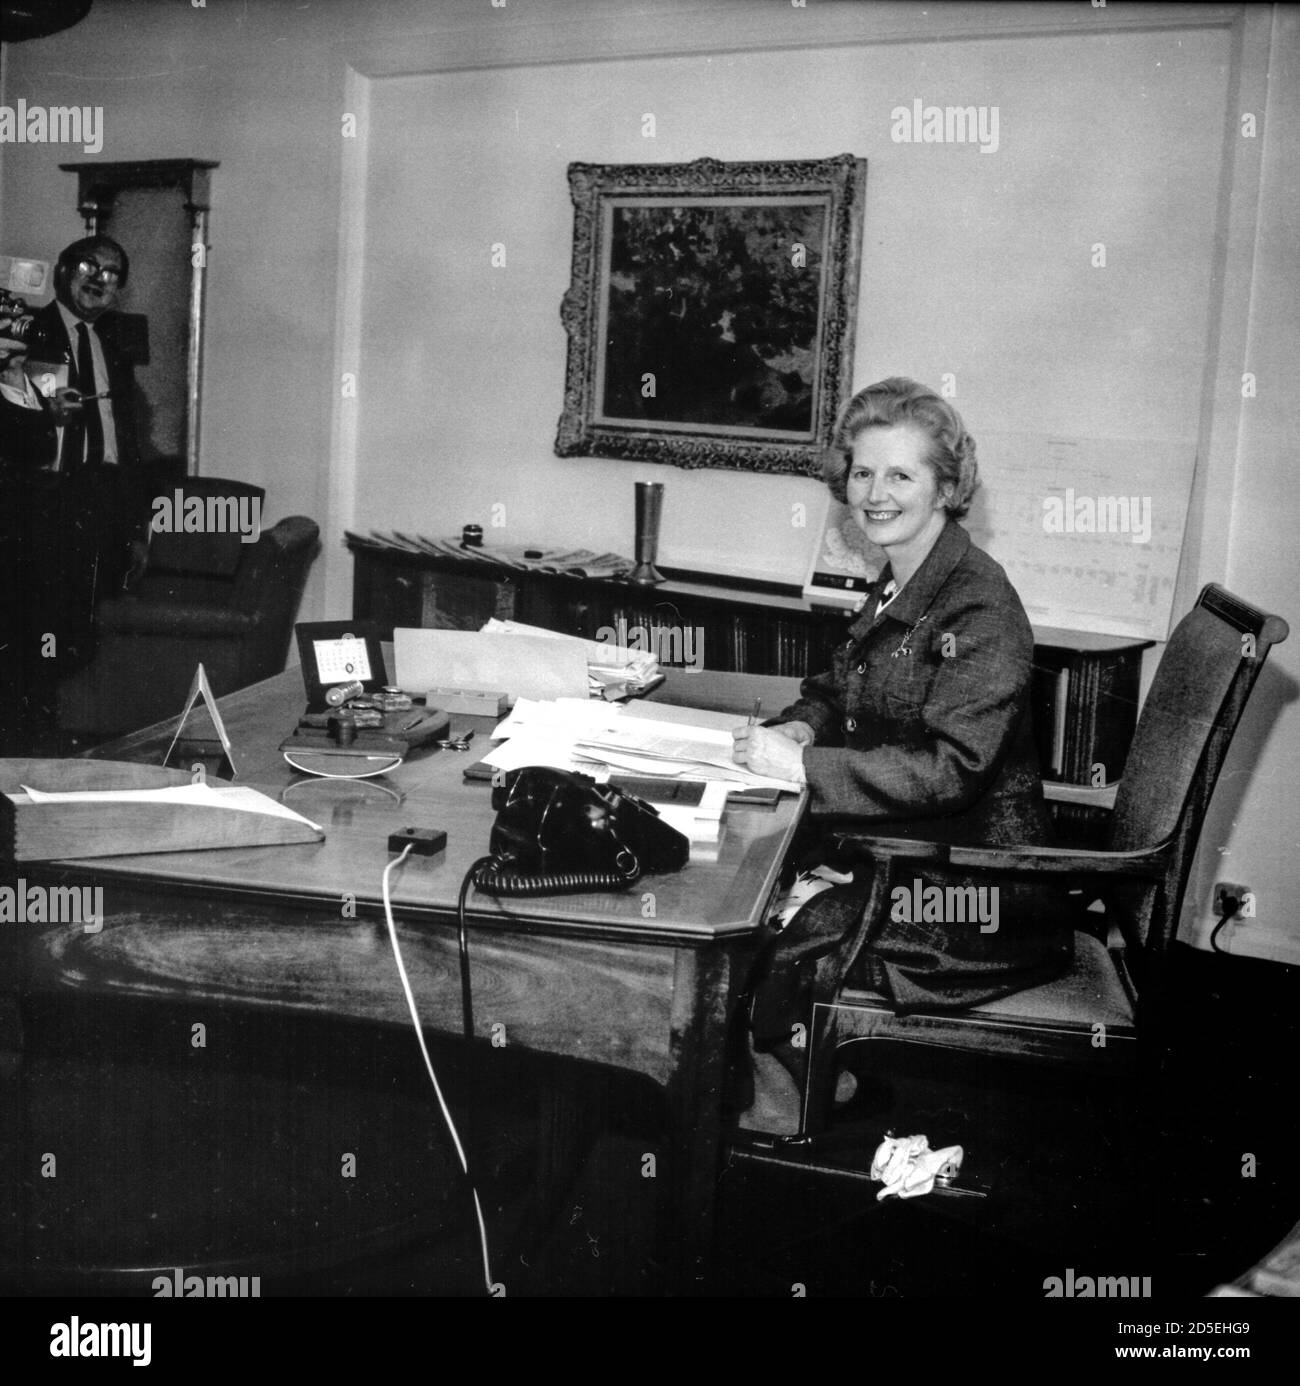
[472,766,690,896]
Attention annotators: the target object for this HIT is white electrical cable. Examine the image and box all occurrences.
[381,845,496,1296]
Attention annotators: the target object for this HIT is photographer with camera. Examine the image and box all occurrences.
[0,237,151,750]
[27,235,151,592]
[0,293,55,465]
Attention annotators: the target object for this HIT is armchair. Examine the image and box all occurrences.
[762,584,1288,1143]
[57,478,320,739]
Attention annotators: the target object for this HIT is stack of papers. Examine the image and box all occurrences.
[621,779,730,861]
[480,619,663,699]
[481,697,801,794]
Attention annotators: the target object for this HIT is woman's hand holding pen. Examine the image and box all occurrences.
[732,709,812,784]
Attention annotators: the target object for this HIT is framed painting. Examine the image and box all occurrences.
[555,154,867,475]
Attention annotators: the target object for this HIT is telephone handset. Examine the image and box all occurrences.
[472,766,690,896]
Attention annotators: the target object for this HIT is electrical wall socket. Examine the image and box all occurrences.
[1213,882,1251,919]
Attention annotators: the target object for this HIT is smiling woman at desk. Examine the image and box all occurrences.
[730,378,1072,1133]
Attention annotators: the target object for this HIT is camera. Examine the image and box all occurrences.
[0,289,36,345]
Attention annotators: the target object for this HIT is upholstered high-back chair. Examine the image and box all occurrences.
[735,584,1288,1144]
[58,478,320,739]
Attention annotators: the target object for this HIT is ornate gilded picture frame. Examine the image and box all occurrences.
[555,155,867,475]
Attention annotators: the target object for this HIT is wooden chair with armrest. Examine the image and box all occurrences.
[743,583,1288,1147]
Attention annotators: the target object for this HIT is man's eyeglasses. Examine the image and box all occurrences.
[76,258,123,284]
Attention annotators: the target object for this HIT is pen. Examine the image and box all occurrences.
[749,698,762,727]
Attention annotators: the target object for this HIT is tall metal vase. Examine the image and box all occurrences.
[630,481,665,585]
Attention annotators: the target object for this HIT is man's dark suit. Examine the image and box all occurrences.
[19,302,149,671]
[28,299,143,472]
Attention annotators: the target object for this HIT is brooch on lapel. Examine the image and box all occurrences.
[891,614,929,659]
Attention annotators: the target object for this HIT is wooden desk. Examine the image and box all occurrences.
[9,668,806,1291]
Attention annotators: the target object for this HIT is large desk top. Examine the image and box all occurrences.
[6,668,810,1292]
[69,667,807,947]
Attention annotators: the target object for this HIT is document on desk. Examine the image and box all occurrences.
[571,723,801,792]
[477,734,589,775]
[491,696,626,740]
[481,699,616,774]
[477,700,800,793]
[394,628,590,702]
[480,618,663,697]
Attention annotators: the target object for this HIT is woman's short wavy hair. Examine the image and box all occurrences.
[822,377,979,519]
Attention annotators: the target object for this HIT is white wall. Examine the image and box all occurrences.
[354,27,1225,596]
[1181,4,1300,964]
[2,0,1297,958]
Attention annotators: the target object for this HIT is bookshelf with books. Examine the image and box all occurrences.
[1030,628,1151,786]
[347,534,1151,806]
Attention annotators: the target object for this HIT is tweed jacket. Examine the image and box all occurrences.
[777,518,1050,846]
[755,519,1072,1017]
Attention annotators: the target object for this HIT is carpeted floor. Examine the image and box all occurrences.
[2,943,1295,1298]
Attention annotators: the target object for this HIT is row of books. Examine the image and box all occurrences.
[346,530,854,677]
[346,531,632,580]
[598,605,833,679]
[1033,647,1144,786]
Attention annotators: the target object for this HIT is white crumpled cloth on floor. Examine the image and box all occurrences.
[870,1133,964,1201]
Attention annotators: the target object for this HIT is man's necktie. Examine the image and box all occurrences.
[73,321,105,468]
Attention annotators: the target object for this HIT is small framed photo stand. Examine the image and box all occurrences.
[294,621,388,712]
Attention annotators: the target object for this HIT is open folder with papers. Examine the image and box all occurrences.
[479,618,664,698]
[479,698,801,794]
